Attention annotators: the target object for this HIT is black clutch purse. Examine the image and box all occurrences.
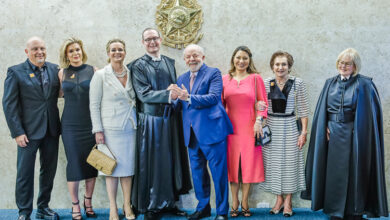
[255,125,272,146]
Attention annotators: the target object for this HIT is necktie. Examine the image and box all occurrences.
[39,67,49,96]
[190,73,196,92]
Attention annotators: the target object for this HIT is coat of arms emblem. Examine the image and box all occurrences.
[156,0,203,49]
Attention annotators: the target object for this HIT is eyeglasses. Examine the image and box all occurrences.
[338,61,353,67]
[144,37,160,43]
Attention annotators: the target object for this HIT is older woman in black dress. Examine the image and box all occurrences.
[302,48,388,219]
[58,37,97,220]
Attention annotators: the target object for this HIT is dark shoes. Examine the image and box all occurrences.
[144,211,160,220]
[187,205,211,220]
[166,207,188,217]
[36,207,59,220]
[17,214,31,220]
[214,215,228,220]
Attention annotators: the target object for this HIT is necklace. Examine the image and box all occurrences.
[114,69,126,78]
[276,78,288,86]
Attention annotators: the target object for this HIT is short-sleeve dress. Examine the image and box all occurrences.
[222,74,268,183]
[61,64,97,181]
[259,76,308,194]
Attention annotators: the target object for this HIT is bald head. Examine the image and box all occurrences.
[25,36,46,67]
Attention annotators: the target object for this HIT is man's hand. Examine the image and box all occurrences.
[168,84,179,100]
[15,134,29,147]
[168,84,189,101]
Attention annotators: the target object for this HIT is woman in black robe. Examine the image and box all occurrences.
[301,48,388,220]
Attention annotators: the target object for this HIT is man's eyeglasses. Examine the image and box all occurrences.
[144,37,160,43]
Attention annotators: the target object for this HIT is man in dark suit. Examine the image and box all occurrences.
[169,44,233,220]
[2,36,61,220]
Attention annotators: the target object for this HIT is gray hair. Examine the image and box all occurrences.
[336,48,361,76]
[183,44,205,57]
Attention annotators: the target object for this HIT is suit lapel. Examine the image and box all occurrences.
[191,64,207,94]
[24,61,44,96]
[105,65,132,101]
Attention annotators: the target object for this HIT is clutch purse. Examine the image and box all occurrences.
[255,125,272,146]
[86,144,117,175]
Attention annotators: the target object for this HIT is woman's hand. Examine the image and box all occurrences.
[256,101,267,111]
[254,121,263,139]
[95,132,105,144]
[297,133,307,149]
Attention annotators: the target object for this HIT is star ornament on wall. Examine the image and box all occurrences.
[156,0,204,49]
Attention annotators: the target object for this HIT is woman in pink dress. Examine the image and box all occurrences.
[222,46,268,217]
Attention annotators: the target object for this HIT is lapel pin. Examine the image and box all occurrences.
[270,82,275,86]
[70,74,75,79]
[29,73,35,78]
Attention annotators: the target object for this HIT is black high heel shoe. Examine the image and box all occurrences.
[83,195,97,218]
[71,200,83,220]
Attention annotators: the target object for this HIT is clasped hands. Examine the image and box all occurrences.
[167,84,189,101]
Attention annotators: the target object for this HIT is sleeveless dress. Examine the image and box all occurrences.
[61,64,97,181]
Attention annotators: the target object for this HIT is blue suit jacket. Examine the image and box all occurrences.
[175,64,233,147]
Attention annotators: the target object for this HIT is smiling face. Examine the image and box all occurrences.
[142,29,161,56]
[108,42,126,64]
[337,55,356,77]
[66,43,83,66]
[184,46,205,72]
[272,56,290,79]
[233,50,250,73]
[25,38,46,67]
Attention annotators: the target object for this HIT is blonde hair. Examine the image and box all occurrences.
[106,38,126,63]
[59,37,88,68]
[336,48,361,76]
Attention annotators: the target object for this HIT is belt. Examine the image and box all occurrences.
[327,112,354,123]
[268,112,295,118]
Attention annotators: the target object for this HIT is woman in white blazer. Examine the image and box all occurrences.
[89,39,136,220]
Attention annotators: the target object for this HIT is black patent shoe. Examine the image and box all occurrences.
[215,215,228,220]
[71,200,82,220]
[17,214,31,220]
[165,206,188,217]
[83,195,97,218]
[187,205,211,220]
[144,211,160,220]
[36,207,59,220]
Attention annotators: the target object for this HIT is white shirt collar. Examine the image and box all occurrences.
[146,53,161,61]
[340,75,351,80]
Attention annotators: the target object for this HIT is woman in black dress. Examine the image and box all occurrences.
[58,37,97,220]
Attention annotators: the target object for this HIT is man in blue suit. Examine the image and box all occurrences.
[2,37,61,220]
[169,44,233,220]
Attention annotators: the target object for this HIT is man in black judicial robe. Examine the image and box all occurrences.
[301,49,388,219]
[128,28,192,220]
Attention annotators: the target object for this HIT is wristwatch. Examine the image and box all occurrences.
[186,95,191,102]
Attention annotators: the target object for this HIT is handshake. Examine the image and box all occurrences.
[167,84,189,101]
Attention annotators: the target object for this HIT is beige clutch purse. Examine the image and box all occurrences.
[86,144,117,175]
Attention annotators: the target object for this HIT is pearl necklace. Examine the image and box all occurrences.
[114,69,126,78]
[276,78,288,86]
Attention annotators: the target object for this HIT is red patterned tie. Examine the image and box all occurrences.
[190,73,196,92]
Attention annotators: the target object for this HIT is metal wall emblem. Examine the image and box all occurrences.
[156,0,203,49]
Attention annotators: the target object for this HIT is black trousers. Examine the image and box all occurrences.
[16,133,59,216]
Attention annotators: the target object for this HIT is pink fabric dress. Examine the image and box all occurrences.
[222,74,268,183]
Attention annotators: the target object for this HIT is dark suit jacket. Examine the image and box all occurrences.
[2,59,61,140]
[175,64,233,146]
